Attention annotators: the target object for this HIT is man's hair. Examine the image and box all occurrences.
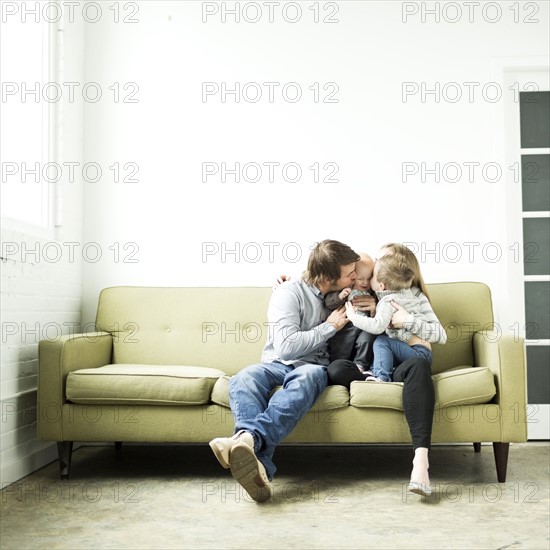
[302,240,360,286]
[375,254,415,291]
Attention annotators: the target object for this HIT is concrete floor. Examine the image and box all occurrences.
[1,442,549,549]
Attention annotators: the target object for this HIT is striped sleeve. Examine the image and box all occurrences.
[403,289,447,344]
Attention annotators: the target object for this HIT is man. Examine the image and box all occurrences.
[209,239,359,502]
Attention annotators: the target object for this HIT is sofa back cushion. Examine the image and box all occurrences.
[95,282,494,375]
[96,286,271,375]
[428,282,494,374]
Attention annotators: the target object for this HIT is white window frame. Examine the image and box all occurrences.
[0,14,60,239]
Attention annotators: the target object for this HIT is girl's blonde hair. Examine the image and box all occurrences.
[375,255,415,291]
[380,243,431,301]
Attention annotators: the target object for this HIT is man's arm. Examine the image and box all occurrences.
[269,286,346,361]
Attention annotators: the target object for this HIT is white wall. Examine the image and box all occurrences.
[80,0,549,328]
[1,1,548,484]
[0,16,85,485]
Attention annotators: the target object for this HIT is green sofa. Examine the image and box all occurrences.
[38,282,527,480]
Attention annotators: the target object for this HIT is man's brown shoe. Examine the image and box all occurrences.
[229,442,272,503]
[209,430,254,469]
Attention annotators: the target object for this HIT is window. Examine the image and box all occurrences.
[501,62,549,439]
[0,15,51,228]
[519,91,550,413]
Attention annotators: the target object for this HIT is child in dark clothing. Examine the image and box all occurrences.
[324,253,377,370]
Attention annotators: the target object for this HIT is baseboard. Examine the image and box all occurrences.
[1,443,58,488]
[527,405,550,440]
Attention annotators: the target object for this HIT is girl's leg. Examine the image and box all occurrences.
[372,335,394,381]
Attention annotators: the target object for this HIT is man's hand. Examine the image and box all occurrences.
[352,294,376,315]
[389,300,411,328]
[326,306,349,331]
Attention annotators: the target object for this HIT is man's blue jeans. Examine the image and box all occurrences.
[229,361,328,481]
[373,334,432,382]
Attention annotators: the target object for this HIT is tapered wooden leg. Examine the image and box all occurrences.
[57,441,73,480]
[473,442,481,452]
[493,442,510,482]
[115,442,122,450]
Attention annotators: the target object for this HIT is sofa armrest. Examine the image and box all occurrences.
[473,331,528,442]
[38,332,113,440]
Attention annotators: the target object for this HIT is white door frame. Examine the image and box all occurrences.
[493,56,549,439]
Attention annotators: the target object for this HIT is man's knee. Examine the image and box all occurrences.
[229,364,265,399]
[230,366,252,388]
[229,366,266,418]
[305,365,328,389]
[288,365,327,393]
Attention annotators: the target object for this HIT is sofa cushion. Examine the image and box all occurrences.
[432,366,497,407]
[349,380,405,411]
[66,364,226,405]
[211,376,349,411]
[350,366,496,411]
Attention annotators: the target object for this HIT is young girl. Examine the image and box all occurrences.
[377,242,446,343]
[345,254,443,381]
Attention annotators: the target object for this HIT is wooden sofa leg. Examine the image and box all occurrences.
[57,441,74,480]
[115,442,122,450]
[493,442,510,482]
[473,442,481,452]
